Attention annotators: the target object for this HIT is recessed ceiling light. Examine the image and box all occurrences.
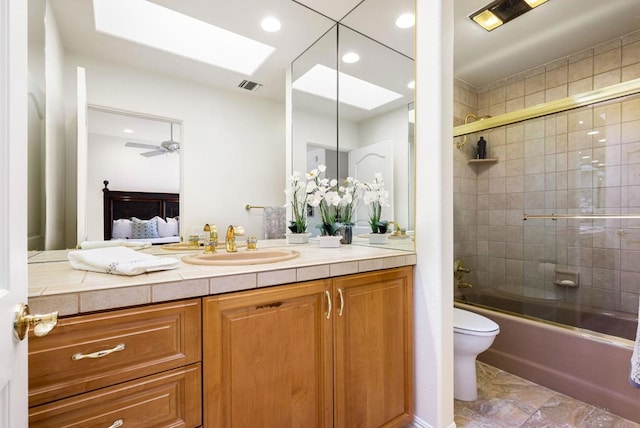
[261,17,281,32]
[292,64,403,111]
[407,80,415,90]
[395,13,415,29]
[123,128,133,134]
[342,52,360,64]
[93,0,275,75]
[470,0,548,31]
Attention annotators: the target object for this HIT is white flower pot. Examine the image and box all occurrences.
[286,233,309,244]
[368,233,388,244]
[318,235,342,248]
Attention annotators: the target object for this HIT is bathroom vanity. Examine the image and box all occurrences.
[27,241,415,427]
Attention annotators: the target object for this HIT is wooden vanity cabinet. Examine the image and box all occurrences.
[28,299,202,428]
[203,266,414,428]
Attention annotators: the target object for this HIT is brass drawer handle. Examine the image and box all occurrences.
[107,419,124,428]
[72,343,125,361]
[337,288,344,317]
[324,290,332,319]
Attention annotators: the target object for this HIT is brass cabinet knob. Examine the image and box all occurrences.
[13,303,58,341]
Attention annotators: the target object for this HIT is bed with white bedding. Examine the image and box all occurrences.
[102,180,180,244]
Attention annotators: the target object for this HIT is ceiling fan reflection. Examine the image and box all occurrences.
[125,122,179,157]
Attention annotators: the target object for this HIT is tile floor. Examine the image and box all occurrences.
[454,362,640,427]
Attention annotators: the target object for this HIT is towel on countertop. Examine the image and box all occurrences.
[263,206,286,239]
[631,297,640,388]
[78,239,152,250]
[68,246,179,276]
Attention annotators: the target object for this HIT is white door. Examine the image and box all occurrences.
[348,140,394,235]
[0,0,29,427]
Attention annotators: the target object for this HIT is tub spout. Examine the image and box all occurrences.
[457,281,474,289]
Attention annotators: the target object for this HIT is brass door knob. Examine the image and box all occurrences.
[13,303,58,341]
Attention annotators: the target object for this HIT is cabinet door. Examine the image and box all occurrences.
[333,267,414,428]
[204,280,333,428]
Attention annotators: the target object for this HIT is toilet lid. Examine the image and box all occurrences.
[453,308,499,336]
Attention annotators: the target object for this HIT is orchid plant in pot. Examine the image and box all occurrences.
[363,173,389,244]
[306,165,346,247]
[284,171,310,244]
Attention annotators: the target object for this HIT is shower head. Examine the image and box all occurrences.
[456,114,493,150]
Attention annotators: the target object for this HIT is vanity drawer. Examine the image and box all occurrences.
[29,363,202,428]
[29,299,201,407]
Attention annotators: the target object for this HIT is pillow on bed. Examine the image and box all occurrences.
[156,216,179,237]
[112,219,133,239]
[131,217,159,239]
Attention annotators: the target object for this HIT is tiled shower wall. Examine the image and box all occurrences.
[453,30,640,316]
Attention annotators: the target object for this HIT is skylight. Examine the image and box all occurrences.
[292,64,403,111]
[93,0,275,76]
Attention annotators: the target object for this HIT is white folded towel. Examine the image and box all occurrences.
[631,297,640,388]
[68,247,179,276]
[78,240,152,250]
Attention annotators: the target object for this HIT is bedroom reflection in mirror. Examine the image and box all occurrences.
[82,108,181,244]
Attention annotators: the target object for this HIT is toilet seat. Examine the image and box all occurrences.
[454,308,499,337]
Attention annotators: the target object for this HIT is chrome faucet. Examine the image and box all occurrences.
[225,225,237,252]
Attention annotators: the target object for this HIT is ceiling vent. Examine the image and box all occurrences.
[238,80,263,92]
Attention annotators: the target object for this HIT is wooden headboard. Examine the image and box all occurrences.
[103,180,179,240]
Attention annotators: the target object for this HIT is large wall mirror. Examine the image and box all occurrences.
[27,0,415,252]
[291,1,415,248]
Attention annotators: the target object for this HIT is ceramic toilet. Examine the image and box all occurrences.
[453,307,500,401]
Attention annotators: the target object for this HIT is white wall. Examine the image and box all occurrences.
[86,134,180,241]
[44,1,67,249]
[414,0,455,427]
[63,53,286,242]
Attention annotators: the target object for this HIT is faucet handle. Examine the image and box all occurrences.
[233,225,245,236]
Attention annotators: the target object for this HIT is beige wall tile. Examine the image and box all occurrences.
[622,63,640,81]
[622,41,640,67]
[568,56,593,82]
[594,69,621,89]
[622,98,640,122]
[506,98,525,112]
[506,78,524,100]
[546,64,567,88]
[525,72,545,95]
[545,85,567,102]
[568,78,593,96]
[594,39,621,56]
[525,91,545,107]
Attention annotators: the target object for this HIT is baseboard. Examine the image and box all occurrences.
[409,415,455,428]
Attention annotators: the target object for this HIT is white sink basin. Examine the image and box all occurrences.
[182,249,299,266]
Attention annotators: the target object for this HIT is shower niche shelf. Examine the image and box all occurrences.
[468,158,498,165]
[467,158,498,165]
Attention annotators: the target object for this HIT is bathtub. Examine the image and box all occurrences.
[455,301,640,423]
[460,286,638,340]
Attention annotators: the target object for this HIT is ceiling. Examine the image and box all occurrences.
[47,0,640,105]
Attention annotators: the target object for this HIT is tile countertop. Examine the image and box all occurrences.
[28,237,416,317]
